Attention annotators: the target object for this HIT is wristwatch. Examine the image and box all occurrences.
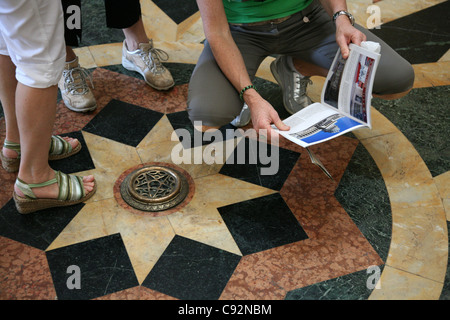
[332,10,355,26]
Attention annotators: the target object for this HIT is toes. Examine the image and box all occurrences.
[83,175,95,183]
[62,137,79,150]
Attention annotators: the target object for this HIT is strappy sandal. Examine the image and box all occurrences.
[0,140,21,173]
[0,135,81,172]
[13,170,96,214]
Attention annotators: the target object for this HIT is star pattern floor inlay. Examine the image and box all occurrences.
[0,0,449,301]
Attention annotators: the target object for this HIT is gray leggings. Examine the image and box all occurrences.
[187,0,415,127]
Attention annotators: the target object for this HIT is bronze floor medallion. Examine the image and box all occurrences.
[120,165,189,212]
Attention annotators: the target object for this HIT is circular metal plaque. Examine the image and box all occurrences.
[120,165,189,212]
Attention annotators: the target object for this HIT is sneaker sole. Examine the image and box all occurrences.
[64,103,97,113]
[122,57,174,91]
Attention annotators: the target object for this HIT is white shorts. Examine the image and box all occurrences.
[0,0,66,88]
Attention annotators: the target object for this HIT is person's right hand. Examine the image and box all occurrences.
[248,98,290,141]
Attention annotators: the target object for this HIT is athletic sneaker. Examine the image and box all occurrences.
[270,55,312,114]
[230,103,251,127]
[58,57,97,113]
[122,39,174,90]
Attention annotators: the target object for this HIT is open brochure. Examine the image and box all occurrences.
[274,41,381,179]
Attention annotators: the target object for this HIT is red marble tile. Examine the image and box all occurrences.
[220,135,381,300]
[0,236,56,300]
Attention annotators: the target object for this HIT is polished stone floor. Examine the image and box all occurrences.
[0,0,449,300]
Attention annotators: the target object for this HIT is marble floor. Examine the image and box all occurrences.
[0,0,449,301]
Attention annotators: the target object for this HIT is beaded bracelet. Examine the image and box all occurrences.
[239,84,257,101]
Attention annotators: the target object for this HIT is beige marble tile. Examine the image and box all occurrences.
[47,198,176,284]
[140,0,177,42]
[360,132,442,209]
[88,43,123,67]
[167,173,276,255]
[413,62,450,89]
[438,49,450,62]
[47,198,121,251]
[154,40,203,65]
[369,265,444,300]
[434,171,450,199]
[353,107,399,140]
[177,12,204,42]
[443,198,450,221]
[255,56,276,83]
[113,210,175,284]
[388,206,448,283]
[77,131,143,202]
[373,0,446,24]
[138,115,177,145]
[434,171,450,221]
[73,46,97,69]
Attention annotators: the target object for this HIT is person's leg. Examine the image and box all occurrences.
[187,24,272,129]
[105,0,174,90]
[13,83,95,199]
[122,17,148,51]
[59,0,97,113]
[187,41,244,129]
[0,54,20,159]
[58,46,97,113]
[288,2,414,99]
[0,0,95,203]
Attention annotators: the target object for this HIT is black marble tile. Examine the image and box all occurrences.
[218,193,308,255]
[167,110,240,149]
[439,221,450,300]
[152,0,199,24]
[219,137,300,191]
[78,0,124,47]
[83,99,163,147]
[285,265,384,300]
[0,199,83,250]
[372,85,450,177]
[49,130,95,174]
[370,1,450,64]
[335,143,392,262]
[142,235,241,300]
[46,233,139,300]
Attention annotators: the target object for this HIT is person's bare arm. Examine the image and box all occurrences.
[196,0,288,137]
[319,0,366,58]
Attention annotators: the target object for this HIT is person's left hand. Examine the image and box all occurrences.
[335,17,366,59]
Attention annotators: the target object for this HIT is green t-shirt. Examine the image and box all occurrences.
[223,0,314,24]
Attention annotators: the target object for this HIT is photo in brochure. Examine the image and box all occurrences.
[273,41,381,178]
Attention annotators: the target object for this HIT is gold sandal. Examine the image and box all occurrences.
[13,170,96,214]
[1,135,81,172]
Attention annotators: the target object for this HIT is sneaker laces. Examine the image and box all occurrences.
[293,73,312,102]
[62,66,94,95]
[139,44,169,75]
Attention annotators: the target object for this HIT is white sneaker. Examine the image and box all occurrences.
[58,57,97,113]
[230,103,251,127]
[122,39,174,90]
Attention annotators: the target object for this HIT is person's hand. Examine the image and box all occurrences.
[335,16,366,59]
[248,98,290,141]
